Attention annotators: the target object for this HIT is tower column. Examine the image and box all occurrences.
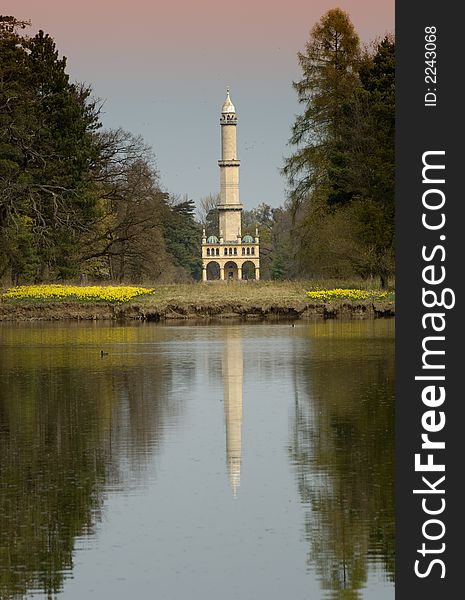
[255,266,260,281]
[202,265,207,282]
[218,88,243,242]
[237,265,242,280]
[220,266,225,281]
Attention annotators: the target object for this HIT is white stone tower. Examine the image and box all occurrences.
[201,89,260,281]
[218,88,242,241]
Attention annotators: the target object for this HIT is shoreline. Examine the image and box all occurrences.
[0,299,395,322]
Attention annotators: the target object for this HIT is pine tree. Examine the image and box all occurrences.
[283,9,395,287]
[283,8,361,210]
[0,18,101,281]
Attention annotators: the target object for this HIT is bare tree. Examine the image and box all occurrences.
[0,15,31,33]
[197,193,220,226]
[79,130,174,282]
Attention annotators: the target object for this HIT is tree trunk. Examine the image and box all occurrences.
[380,271,387,289]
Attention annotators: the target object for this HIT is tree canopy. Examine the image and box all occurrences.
[0,16,200,284]
[283,9,395,287]
[0,18,101,280]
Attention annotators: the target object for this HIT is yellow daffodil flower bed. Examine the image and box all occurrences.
[1,285,155,304]
[306,288,390,302]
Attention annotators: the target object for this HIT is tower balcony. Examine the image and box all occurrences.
[218,159,240,167]
[220,114,237,125]
[203,240,259,256]
[217,202,243,212]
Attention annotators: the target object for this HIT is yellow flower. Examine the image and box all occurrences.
[1,285,155,303]
[306,288,390,302]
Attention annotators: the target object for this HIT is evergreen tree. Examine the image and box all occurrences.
[163,197,202,280]
[283,8,361,210]
[338,37,395,287]
[283,9,395,287]
[0,17,101,281]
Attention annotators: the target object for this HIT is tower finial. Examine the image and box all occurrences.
[222,87,235,114]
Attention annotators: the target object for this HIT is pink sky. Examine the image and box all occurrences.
[4,1,394,207]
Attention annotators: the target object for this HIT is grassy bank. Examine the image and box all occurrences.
[135,280,393,305]
[0,281,395,322]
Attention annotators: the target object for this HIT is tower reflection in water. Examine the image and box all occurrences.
[222,328,243,497]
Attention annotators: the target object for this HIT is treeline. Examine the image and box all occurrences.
[0,16,201,285]
[283,9,395,287]
[1,10,394,286]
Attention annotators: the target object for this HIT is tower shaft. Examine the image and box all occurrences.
[218,89,242,242]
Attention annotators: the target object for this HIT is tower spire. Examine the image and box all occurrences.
[221,87,236,115]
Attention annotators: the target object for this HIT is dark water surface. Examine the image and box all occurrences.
[0,320,394,599]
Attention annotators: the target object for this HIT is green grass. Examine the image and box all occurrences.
[0,279,395,308]
[133,279,395,307]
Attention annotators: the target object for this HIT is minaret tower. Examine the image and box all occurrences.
[201,89,260,281]
[218,87,242,241]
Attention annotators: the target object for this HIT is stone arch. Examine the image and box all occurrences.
[224,261,238,280]
[241,260,256,280]
[206,261,220,280]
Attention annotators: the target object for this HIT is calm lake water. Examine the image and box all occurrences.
[0,320,394,599]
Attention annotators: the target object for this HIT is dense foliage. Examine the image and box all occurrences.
[0,17,199,285]
[283,9,395,287]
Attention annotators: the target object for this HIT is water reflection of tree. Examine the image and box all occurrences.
[0,328,184,599]
[289,322,395,598]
